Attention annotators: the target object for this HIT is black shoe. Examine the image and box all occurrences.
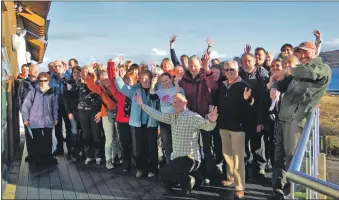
[53,148,64,156]
[273,192,286,200]
[25,155,34,163]
[203,178,210,186]
[122,166,131,172]
[182,175,195,195]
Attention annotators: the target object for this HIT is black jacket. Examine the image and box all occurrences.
[213,78,254,132]
[16,75,38,110]
[63,80,79,115]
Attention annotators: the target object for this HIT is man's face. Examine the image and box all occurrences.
[69,60,76,68]
[29,65,39,78]
[241,55,255,72]
[172,95,186,113]
[255,50,266,65]
[294,49,313,64]
[38,76,49,89]
[224,64,238,80]
[53,61,63,74]
[266,53,273,66]
[189,58,201,77]
[281,47,293,57]
[139,74,151,89]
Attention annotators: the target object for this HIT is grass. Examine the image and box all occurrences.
[319,95,339,137]
[320,95,339,155]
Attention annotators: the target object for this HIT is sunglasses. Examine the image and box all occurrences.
[224,68,235,72]
[39,80,49,82]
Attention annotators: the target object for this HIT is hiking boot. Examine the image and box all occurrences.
[136,170,143,178]
[234,190,245,199]
[182,175,195,195]
[106,159,114,170]
[85,158,93,165]
[25,155,35,163]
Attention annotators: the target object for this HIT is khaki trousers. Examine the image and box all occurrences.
[219,129,246,191]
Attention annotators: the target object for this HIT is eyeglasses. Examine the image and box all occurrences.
[224,68,235,72]
[39,80,49,82]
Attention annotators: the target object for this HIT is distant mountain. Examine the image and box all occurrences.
[319,50,339,68]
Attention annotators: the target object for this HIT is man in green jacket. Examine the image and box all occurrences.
[269,41,331,199]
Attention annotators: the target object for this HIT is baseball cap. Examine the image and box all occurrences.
[294,41,317,51]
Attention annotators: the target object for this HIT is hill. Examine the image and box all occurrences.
[320,50,339,68]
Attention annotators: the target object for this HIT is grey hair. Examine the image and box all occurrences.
[152,67,164,75]
[224,60,239,70]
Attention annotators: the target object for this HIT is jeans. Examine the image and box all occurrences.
[77,110,102,159]
[102,116,122,162]
[159,122,172,164]
[245,131,267,172]
[55,105,72,152]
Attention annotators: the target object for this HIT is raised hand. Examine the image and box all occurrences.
[206,39,212,47]
[118,56,124,65]
[114,66,119,78]
[207,106,218,123]
[270,88,281,100]
[94,112,102,123]
[174,76,179,86]
[88,64,95,74]
[134,93,144,106]
[170,35,177,44]
[314,30,321,42]
[243,87,251,100]
[244,44,251,54]
[151,77,158,87]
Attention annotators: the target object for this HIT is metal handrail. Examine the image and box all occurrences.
[286,107,339,199]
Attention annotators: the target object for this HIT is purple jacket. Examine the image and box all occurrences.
[21,87,58,129]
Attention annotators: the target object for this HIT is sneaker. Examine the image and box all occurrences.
[203,178,210,186]
[106,160,114,170]
[136,170,143,178]
[148,172,156,178]
[71,155,78,163]
[257,169,266,179]
[96,158,102,165]
[234,190,245,199]
[122,166,131,172]
[85,158,93,165]
[221,179,234,186]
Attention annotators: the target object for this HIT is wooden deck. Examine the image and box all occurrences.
[11,145,274,200]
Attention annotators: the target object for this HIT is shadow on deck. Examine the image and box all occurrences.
[13,145,274,200]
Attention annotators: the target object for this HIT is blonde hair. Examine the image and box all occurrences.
[81,65,97,83]
[174,93,187,102]
[224,60,239,70]
[282,55,299,68]
[124,60,133,69]
[160,58,174,71]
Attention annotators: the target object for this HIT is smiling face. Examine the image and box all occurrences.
[241,54,255,73]
[160,74,172,89]
[139,73,151,89]
[255,49,266,66]
[53,61,63,74]
[188,57,201,77]
[172,93,187,113]
[72,68,81,82]
[211,68,221,81]
[174,65,185,79]
[224,61,238,81]
[270,60,283,74]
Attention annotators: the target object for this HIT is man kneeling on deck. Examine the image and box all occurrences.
[135,92,218,194]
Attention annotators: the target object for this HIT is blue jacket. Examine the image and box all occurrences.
[49,73,71,105]
[21,87,59,129]
[115,77,159,127]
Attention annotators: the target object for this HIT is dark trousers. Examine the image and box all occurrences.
[31,128,53,162]
[77,110,102,159]
[263,120,276,167]
[69,110,82,157]
[159,122,172,164]
[132,125,158,173]
[24,125,34,156]
[54,105,72,151]
[118,122,133,168]
[200,130,217,179]
[160,156,201,190]
[211,126,223,165]
[245,131,267,171]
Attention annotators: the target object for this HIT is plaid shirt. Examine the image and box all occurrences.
[142,105,216,162]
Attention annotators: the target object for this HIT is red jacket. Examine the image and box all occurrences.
[107,61,130,123]
[179,69,217,117]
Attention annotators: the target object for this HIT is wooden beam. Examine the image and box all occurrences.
[18,9,45,27]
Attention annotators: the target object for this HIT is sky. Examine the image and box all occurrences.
[40,1,339,70]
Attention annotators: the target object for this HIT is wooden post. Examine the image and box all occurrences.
[318,153,327,199]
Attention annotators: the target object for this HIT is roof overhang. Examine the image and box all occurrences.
[16,1,51,63]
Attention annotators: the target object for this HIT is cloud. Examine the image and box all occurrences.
[150,48,167,56]
[48,32,110,41]
[43,56,49,63]
[323,38,339,45]
[209,50,228,59]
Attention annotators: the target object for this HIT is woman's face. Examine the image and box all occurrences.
[162,61,172,72]
[139,74,151,89]
[174,66,185,78]
[124,76,133,86]
[119,67,126,78]
[81,68,88,79]
[211,68,220,81]
[270,61,283,74]
[73,69,81,82]
[160,75,172,89]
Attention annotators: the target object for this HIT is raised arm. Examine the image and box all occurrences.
[86,73,102,95]
[314,30,322,56]
[135,93,171,124]
[170,35,180,66]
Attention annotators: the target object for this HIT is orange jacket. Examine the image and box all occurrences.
[86,74,117,117]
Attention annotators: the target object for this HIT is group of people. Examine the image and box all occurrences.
[14,29,332,199]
